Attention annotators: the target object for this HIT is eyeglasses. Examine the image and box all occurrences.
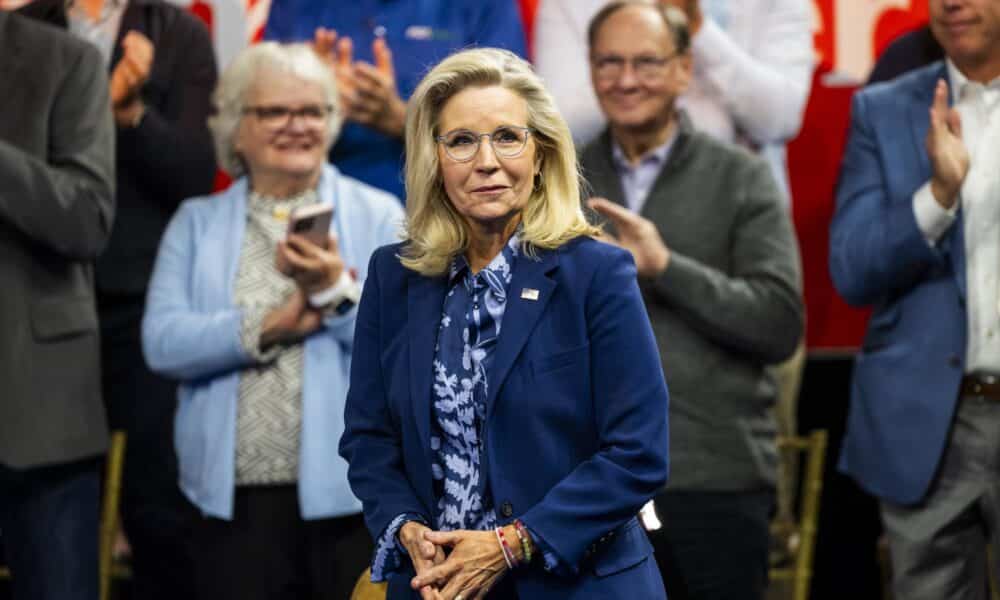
[591,53,678,82]
[435,126,533,162]
[243,104,334,129]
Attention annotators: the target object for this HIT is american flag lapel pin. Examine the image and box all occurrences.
[521,288,540,301]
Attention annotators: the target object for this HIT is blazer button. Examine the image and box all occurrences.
[500,501,514,518]
[949,355,962,368]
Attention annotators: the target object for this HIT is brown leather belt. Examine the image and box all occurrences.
[961,374,1000,400]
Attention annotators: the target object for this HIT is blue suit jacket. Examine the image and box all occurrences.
[340,237,669,598]
[830,62,966,506]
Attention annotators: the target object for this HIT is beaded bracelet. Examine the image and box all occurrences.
[494,526,518,569]
[512,519,533,564]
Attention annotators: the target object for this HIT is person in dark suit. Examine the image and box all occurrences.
[867,25,944,85]
[830,0,1000,597]
[340,47,670,600]
[578,3,804,599]
[0,10,115,600]
[16,0,217,596]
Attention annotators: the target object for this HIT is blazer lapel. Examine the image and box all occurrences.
[485,248,559,417]
[408,272,448,460]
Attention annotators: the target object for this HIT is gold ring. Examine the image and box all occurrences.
[454,595,463,600]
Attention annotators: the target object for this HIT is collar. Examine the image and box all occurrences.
[448,232,521,295]
[946,58,1000,99]
[610,126,677,173]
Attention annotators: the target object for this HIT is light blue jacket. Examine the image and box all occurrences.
[142,164,404,520]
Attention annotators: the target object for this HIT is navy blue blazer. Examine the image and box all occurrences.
[830,62,966,506]
[340,236,669,598]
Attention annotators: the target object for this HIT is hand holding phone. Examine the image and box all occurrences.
[287,203,334,249]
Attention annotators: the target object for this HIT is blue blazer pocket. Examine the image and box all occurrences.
[531,343,590,378]
[590,517,653,577]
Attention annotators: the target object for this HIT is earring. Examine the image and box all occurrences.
[533,171,544,192]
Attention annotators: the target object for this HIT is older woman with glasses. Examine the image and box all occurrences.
[340,48,670,600]
[141,42,404,599]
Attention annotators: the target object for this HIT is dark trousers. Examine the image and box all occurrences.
[646,489,774,600]
[0,458,100,600]
[190,485,374,600]
[98,295,195,600]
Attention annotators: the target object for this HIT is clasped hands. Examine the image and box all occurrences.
[259,234,345,349]
[312,27,407,138]
[399,521,517,600]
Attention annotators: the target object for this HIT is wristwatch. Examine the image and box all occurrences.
[309,271,361,315]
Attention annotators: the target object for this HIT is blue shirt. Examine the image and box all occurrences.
[264,0,528,200]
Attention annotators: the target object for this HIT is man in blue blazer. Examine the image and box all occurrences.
[829,1,1000,597]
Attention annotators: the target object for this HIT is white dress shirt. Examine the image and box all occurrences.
[913,60,1000,374]
[533,0,814,203]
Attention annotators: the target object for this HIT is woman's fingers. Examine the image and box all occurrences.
[411,558,462,589]
[422,529,464,547]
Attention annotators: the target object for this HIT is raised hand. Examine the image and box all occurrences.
[926,78,970,209]
[659,0,703,34]
[588,197,671,278]
[110,31,153,105]
[399,522,447,600]
[412,529,510,600]
[345,37,407,137]
[312,28,357,115]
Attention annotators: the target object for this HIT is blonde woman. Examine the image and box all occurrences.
[340,48,670,600]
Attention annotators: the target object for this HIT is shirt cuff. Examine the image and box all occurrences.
[913,181,958,245]
[239,305,282,363]
[370,513,428,582]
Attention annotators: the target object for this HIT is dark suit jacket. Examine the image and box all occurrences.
[830,63,964,505]
[21,0,218,297]
[341,238,669,599]
[580,114,804,492]
[0,11,115,468]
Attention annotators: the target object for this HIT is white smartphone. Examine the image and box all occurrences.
[287,203,333,249]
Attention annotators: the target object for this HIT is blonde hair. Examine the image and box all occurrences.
[400,48,600,276]
[208,42,342,177]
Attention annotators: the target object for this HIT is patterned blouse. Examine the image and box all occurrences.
[370,235,519,579]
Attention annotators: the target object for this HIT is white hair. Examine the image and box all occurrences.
[208,42,342,177]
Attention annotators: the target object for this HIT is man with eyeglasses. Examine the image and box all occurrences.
[15,0,217,596]
[578,3,803,598]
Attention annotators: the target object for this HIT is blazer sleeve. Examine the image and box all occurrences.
[0,41,115,260]
[117,11,217,210]
[828,91,943,307]
[519,248,670,573]
[141,202,253,381]
[649,157,804,363]
[340,249,433,541]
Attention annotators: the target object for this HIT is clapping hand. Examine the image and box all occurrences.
[926,78,969,209]
[588,197,671,278]
[312,28,407,138]
[109,31,153,125]
[660,0,703,34]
